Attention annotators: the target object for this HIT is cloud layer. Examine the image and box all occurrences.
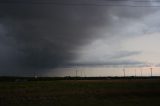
[0,0,160,75]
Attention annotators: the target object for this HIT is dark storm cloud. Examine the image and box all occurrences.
[0,0,157,74]
[0,0,113,73]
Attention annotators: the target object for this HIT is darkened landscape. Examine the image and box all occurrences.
[0,77,160,106]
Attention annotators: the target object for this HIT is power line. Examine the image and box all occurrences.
[101,0,160,2]
[3,0,160,2]
[2,0,160,3]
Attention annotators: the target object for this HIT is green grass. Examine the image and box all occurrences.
[0,79,160,106]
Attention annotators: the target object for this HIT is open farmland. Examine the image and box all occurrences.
[0,78,160,106]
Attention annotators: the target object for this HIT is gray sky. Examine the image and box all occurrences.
[0,0,160,75]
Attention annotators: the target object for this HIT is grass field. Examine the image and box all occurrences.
[0,79,160,106]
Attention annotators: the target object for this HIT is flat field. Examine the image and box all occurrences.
[0,79,160,106]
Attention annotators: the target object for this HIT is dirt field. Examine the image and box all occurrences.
[0,79,160,106]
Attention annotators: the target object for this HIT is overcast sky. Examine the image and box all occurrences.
[0,0,160,75]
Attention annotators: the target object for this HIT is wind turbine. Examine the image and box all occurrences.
[122,66,126,77]
[134,69,137,77]
[150,67,153,77]
[144,62,155,77]
[34,72,38,79]
[140,68,143,77]
[75,65,78,78]
[148,63,155,77]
